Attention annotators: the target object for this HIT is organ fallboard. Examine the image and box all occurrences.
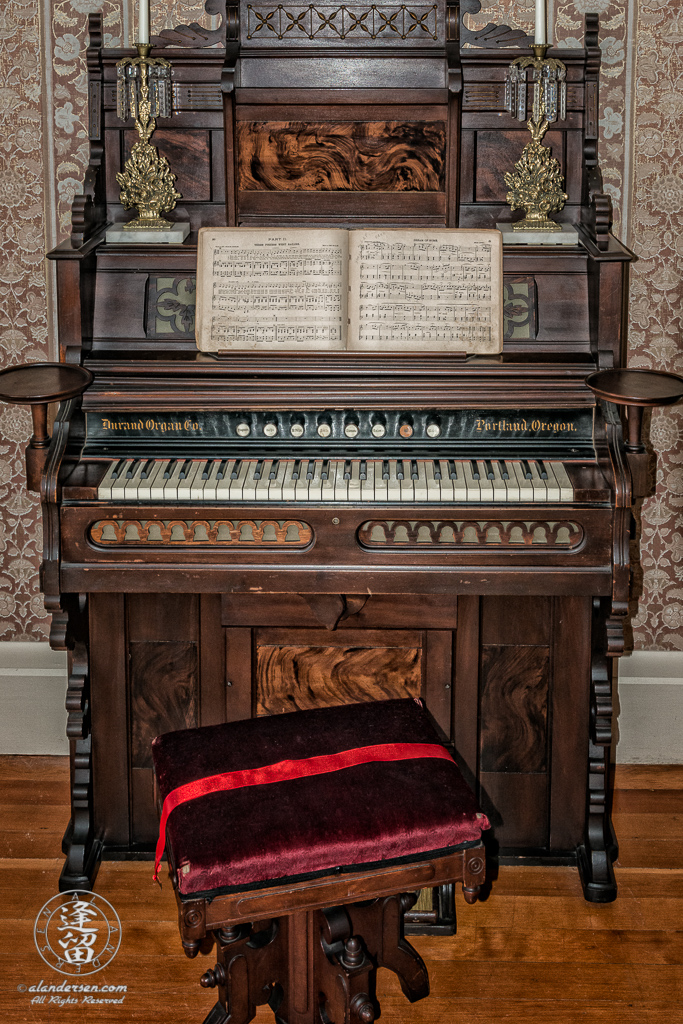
[5,1,674,919]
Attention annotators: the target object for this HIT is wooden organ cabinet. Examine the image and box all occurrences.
[7,0,678,917]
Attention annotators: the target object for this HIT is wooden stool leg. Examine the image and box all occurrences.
[346,895,429,1004]
[199,921,287,1024]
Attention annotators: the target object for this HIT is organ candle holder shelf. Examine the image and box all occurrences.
[0,363,93,492]
[106,44,189,244]
[586,369,683,499]
[498,45,575,246]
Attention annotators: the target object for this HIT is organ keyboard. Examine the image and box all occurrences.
[96,456,574,503]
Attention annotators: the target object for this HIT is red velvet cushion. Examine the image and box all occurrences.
[152,699,489,897]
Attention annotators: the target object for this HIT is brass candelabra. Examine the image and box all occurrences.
[115,45,180,231]
[504,45,568,232]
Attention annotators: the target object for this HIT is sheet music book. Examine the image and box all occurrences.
[195,227,503,354]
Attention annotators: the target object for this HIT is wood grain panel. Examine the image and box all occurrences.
[256,643,421,715]
[221,593,457,629]
[123,129,212,201]
[479,645,549,774]
[127,593,198,642]
[473,129,564,203]
[479,771,549,848]
[129,641,198,769]
[237,121,445,192]
[480,595,550,646]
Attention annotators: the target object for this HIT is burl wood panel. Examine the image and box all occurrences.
[122,129,212,202]
[479,645,549,774]
[129,641,198,769]
[237,121,446,192]
[256,642,421,715]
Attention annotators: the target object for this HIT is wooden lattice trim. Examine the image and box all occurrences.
[357,520,584,549]
[89,519,313,547]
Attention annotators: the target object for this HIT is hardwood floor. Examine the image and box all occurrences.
[1,757,682,1023]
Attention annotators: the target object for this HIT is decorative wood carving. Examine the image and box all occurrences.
[237,121,446,193]
[71,14,106,247]
[358,520,584,549]
[89,519,314,547]
[152,0,231,48]
[244,3,440,43]
[459,0,531,49]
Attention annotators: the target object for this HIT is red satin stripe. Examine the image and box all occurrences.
[154,741,454,881]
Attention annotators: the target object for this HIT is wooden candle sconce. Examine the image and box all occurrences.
[0,363,93,492]
[586,369,683,499]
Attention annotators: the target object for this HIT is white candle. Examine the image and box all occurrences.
[535,0,547,46]
[138,0,150,44]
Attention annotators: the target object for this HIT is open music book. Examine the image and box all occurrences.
[195,227,503,354]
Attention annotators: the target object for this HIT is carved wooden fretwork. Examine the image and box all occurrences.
[90,519,313,547]
[153,0,233,48]
[358,520,584,549]
[245,3,440,43]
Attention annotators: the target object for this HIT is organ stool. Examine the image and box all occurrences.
[152,698,490,1024]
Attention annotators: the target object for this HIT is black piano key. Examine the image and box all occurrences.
[449,460,458,480]
[254,459,264,480]
[179,458,192,479]
[396,462,404,480]
[321,460,330,480]
[359,460,367,480]
[484,459,495,480]
[521,459,533,479]
[306,462,314,480]
[126,460,139,479]
[292,460,301,480]
[111,458,125,479]
[470,459,480,480]
[434,460,442,480]
[141,459,154,480]
[498,460,509,480]
[230,460,241,479]
[201,461,212,480]
[382,459,390,480]
[163,460,177,480]
[537,460,548,480]
[411,459,419,480]
[344,459,352,480]
[269,460,279,480]
[216,459,228,480]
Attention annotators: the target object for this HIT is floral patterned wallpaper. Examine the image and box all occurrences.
[0,0,681,647]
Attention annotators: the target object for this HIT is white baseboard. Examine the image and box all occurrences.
[0,642,68,754]
[615,651,683,764]
[0,643,681,761]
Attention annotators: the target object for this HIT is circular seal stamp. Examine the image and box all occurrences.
[34,890,121,976]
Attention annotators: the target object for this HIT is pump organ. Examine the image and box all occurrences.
[12,1,662,908]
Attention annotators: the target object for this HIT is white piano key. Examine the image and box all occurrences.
[192,460,220,501]
[122,460,147,500]
[138,460,165,501]
[150,459,171,501]
[386,460,402,502]
[373,460,388,501]
[500,460,520,502]
[399,460,414,502]
[528,460,548,501]
[551,461,574,501]
[308,460,324,501]
[413,460,428,502]
[425,460,441,502]
[269,459,289,500]
[162,460,184,501]
[321,460,337,501]
[254,460,273,502]
[511,461,534,502]
[477,460,494,502]
[294,460,311,501]
[334,460,349,501]
[347,460,362,502]
[542,461,561,502]
[361,460,375,501]
[281,460,298,501]
[110,459,135,501]
[489,460,508,503]
[98,460,123,500]
[177,460,203,501]
[437,460,455,502]
[462,460,481,502]
[229,460,252,501]
[451,461,469,502]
